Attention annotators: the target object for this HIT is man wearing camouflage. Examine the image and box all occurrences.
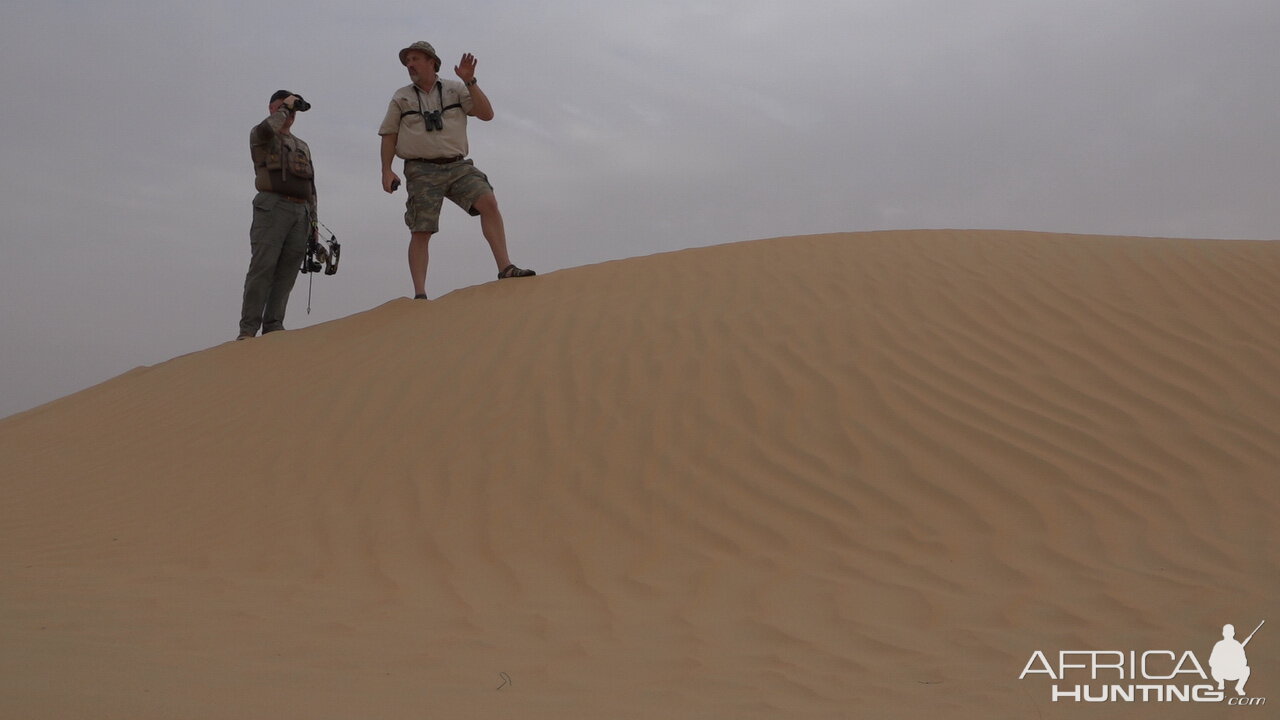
[379,41,534,299]
[239,90,318,339]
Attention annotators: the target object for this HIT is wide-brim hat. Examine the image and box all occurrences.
[399,41,441,70]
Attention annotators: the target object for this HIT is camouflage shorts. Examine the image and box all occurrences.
[403,158,494,234]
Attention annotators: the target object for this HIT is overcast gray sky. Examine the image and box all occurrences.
[3,0,1279,419]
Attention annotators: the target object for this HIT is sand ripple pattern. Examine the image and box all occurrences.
[3,230,1278,719]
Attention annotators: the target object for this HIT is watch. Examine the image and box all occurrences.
[465,78,478,87]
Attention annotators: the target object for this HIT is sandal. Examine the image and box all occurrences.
[498,264,536,279]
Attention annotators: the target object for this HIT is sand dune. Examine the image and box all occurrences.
[2,230,1278,718]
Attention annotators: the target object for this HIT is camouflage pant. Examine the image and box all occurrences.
[403,158,494,234]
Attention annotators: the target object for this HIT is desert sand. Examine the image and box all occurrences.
[2,229,1277,718]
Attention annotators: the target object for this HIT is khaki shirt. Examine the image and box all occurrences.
[378,80,474,160]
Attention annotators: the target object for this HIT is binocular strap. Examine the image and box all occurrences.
[402,81,463,125]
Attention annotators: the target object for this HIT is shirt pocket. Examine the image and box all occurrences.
[283,139,314,179]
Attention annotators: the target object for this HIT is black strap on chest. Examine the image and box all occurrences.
[401,81,463,120]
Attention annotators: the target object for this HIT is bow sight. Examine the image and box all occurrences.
[302,231,340,275]
[302,220,341,313]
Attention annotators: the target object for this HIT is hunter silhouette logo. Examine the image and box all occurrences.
[1019,619,1267,705]
[1211,620,1263,697]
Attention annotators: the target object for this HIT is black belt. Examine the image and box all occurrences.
[408,155,464,165]
[265,191,308,204]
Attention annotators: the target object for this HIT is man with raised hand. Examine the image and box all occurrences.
[379,41,534,299]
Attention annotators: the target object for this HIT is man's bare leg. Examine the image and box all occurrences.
[408,231,433,297]
[473,192,513,271]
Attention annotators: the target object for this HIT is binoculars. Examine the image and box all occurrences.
[423,109,443,131]
[289,96,311,112]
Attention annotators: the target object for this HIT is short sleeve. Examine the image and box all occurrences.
[378,97,403,136]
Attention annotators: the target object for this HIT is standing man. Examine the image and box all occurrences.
[239,90,318,340]
[379,41,534,299]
